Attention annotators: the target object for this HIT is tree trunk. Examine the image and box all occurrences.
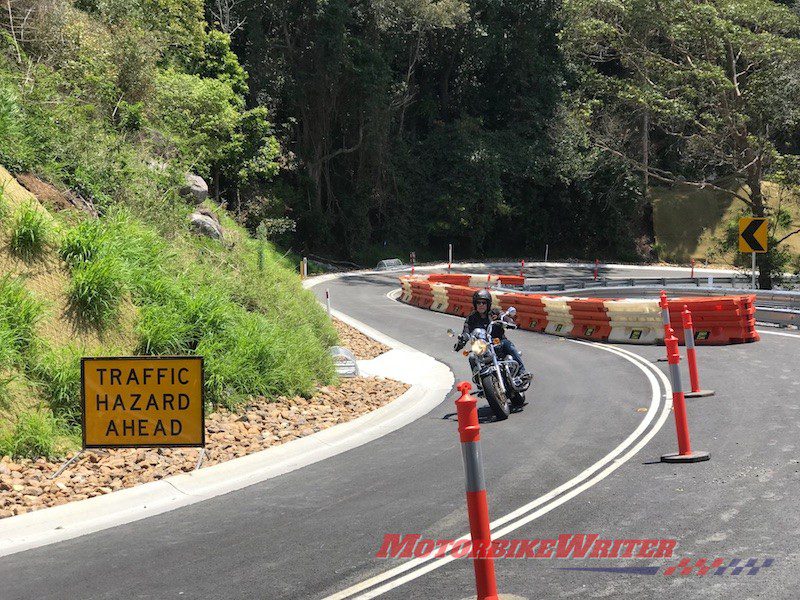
[640,111,655,250]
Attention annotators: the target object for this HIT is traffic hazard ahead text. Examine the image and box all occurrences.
[82,357,204,448]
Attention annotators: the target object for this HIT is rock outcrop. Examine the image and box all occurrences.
[179,173,209,204]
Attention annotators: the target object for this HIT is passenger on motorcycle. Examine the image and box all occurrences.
[454,289,531,379]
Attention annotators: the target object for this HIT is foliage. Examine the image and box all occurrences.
[0,275,44,352]
[0,411,64,460]
[9,203,50,257]
[192,29,248,96]
[31,346,83,425]
[562,0,800,282]
[59,219,108,267]
[149,69,242,174]
[68,254,126,326]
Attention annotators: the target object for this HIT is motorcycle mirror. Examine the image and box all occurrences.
[446,328,455,337]
[507,306,517,316]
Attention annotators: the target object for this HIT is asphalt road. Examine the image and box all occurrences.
[1,265,798,599]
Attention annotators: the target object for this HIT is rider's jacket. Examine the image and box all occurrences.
[462,312,506,340]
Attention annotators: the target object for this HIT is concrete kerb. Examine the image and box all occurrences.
[0,274,454,558]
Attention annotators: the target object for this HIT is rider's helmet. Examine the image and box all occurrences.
[472,289,492,311]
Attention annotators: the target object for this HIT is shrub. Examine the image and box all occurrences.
[198,311,334,409]
[9,203,50,257]
[32,346,83,424]
[135,304,191,355]
[59,219,108,267]
[68,254,126,325]
[0,411,62,460]
[0,275,44,351]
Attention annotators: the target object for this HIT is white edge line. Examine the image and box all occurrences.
[325,340,672,599]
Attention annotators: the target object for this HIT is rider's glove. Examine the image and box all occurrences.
[453,335,467,351]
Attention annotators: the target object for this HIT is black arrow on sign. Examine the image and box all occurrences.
[741,219,766,252]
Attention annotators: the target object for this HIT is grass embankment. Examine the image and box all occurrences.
[652,182,800,265]
[0,169,336,460]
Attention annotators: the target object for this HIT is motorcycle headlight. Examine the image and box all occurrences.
[471,340,488,355]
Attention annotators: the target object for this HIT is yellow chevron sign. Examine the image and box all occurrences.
[739,218,768,253]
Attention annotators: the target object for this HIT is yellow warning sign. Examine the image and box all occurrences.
[82,356,204,448]
[738,217,768,253]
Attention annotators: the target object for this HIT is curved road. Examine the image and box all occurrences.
[0,266,798,599]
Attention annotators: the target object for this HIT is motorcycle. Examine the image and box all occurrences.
[448,307,531,421]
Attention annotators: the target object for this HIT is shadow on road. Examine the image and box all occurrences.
[440,404,516,424]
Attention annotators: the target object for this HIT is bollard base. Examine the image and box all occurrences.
[661,451,710,463]
[685,389,715,398]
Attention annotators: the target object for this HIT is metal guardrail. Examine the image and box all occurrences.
[514,275,759,292]
[493,280,800,328]
[375,258,405,271]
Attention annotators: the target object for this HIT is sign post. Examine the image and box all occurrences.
[448,243,453,273]
[738,217,768,289]
[81,356,204,449]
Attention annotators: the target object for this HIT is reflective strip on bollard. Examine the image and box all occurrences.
[461,441,486,493]
[684,328,695,350]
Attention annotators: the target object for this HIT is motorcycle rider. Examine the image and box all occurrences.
[454,289,531,379]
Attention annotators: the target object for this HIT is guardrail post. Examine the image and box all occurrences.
[661,327,710,463]
[325,288,331,316]
[682,306,715,398]
[455,381,499,600]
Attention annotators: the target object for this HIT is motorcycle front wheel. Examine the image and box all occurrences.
[481,374,510,421]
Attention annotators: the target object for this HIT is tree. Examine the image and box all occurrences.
[563,0,800,287]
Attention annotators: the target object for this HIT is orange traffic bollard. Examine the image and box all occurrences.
[659,291,671,342]
[660,327,710,463]
[455,381,499,600]
[593,258,599,281]
[520,258,525,278]
[681,306,715,398]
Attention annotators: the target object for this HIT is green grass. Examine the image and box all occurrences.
[0,184,8,222]
[68,254,126,326]
[0,410,65,460]
[59,219,108,267]
[0,275,44,352]
[0,326,18,405]
[51,207,339,410]
[9,203,50,258]
[31,346,83,425]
